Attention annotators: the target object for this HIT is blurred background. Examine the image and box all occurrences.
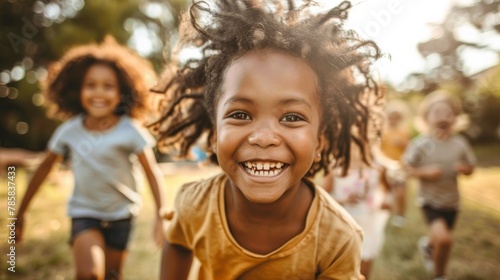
[0,0,499,279]
[1,0,500,151]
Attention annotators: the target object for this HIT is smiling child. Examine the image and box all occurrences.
[152,1,383,279]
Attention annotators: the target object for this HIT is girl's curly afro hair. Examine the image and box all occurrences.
[42,36,157,121]
[151,0,384,176]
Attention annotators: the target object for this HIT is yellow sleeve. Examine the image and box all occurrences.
[317,231,363,280]
[165,183,194,249]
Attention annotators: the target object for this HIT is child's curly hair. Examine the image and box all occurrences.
[42,36,157,121]
[151,0,384,176]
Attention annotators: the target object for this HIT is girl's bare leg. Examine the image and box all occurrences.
[104,247,127,280]
[72,229,106,280]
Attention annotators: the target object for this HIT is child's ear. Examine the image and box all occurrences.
[210,130,217,154]
[314,133,326,163]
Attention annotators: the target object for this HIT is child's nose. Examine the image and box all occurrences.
[247,124,281,148]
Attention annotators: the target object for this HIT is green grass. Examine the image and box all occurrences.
[1,165,499,280]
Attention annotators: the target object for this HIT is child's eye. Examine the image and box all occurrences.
[281,114,305,122]
[228,112,251,120]
[83,83,95,89]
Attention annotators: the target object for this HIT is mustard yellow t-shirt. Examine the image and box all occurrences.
[166,173,363,280]
[381,128,410,161]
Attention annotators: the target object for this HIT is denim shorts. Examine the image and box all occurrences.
[70,217,133,251]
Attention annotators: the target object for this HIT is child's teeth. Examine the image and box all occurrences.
[243,161,286,176]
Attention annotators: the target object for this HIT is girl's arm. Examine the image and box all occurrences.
[161,242,193,280]
[16,151,61,242]
[137,148,166,246]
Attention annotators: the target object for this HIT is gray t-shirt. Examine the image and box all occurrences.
[48,114,154,220]
[403,134,476,209]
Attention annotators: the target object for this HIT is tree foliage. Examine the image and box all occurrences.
[406,0,500,142]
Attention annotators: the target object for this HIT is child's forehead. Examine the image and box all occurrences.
[224,49,319,82]
[218,48,322,108]
[428,100,455,112]
[231,49,312,68]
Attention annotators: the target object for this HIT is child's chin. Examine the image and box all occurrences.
[437,122,452,129]
[243,191,283,204]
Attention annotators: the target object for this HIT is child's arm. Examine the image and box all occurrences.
[16,151,61,242]
[161,242,193,280]
[401,138,443,180]
[454,137,476,176]
[454,163,474,176]
[137,148,166,247]
[403,163,443,180]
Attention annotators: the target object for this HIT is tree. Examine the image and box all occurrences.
[413,0,500,90]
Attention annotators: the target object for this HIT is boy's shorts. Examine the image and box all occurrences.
[422,205,458,229]
[70,217,133,251]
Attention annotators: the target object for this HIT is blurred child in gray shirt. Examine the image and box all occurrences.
[403,91,476,280]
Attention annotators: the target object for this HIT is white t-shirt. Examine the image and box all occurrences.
[48,114,154,220]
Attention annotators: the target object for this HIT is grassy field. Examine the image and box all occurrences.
[1,162,499,279]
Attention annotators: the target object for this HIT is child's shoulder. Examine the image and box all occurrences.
[174,173,226,215]
[407,134,434,149]
[52,114,84,134]
[118,116,141,131]
[450,133,470,144]
[410,133,430,143]
[117,116,152,137]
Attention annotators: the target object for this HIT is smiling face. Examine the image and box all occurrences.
[425,101,457,132]
[80,63,121,120]
[215,49,324,204]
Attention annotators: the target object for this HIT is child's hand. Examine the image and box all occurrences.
[421,166,443,180]
[345,193,361,205]
[453,163,474,175]
[14,214,26,243]
[153,216,165,248]
[160,208,174,221]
